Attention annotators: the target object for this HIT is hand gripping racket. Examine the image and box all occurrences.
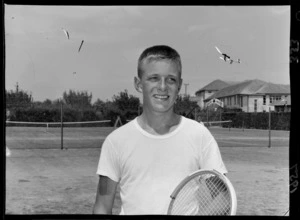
[168,169,237,215]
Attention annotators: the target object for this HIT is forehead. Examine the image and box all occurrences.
[140,59,181,77]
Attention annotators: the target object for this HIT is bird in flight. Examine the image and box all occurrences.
[215,46,241,64]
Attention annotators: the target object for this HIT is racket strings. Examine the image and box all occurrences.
[203,175,231,215]
[174,180,206,214]
[170,173,231,215]
[206,177,225,198]
[199,175,230,215]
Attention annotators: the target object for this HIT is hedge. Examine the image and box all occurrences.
[9,107,101,124]
[221,112,290,130]
[8,106,290,131]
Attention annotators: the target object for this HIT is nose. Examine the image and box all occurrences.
[158,78,167,91]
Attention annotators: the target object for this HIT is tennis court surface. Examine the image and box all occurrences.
[5,126,289,215]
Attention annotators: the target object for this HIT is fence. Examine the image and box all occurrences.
[6,120,112,150]
[221,112,290,131]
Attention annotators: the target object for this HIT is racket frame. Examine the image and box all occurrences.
[168,169,237,215]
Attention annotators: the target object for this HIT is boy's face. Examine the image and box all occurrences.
[135,59,182,114]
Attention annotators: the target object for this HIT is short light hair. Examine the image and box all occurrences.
[137,45,182,78]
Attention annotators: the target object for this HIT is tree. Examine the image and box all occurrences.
[174,95,198,118]
[32,99,53,109]
[6,84,33,110]
[93,98,108,120]
[93,98,106,112]
[62,90,92,109]
[112,90,141,121]
[43,99,53,107]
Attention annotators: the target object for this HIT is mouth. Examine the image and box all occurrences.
[153,94,170,101]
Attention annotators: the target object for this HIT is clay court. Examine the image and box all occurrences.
[5,126,289,215]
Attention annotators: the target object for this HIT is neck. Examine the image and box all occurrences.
[137,109,181,135]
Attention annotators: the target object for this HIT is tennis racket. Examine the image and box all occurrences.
[168,169,237,215]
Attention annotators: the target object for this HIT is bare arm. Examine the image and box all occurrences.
[93,175,118,214]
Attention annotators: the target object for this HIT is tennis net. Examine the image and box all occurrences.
[201,120,232,128]
[5,120,113,149]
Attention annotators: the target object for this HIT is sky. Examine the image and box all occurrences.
[4,5,291,103]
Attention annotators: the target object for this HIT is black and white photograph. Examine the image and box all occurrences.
[4,5,293,216]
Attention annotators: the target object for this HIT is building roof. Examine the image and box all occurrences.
[255,82,290,94]
[205,79,290,100]
[195,79,234,94]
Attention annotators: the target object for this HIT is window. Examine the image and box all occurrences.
[254,99,257,112]
[263,96,266,105]
[270,95,281,103]
[240,96,243,107]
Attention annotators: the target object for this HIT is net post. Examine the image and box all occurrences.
[242,112,244,132]
[268,107,271,148]
[61,101,64,150]
[114,116,123,129]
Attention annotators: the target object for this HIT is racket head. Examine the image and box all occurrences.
[168,169,237,215]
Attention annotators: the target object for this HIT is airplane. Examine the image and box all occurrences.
[215,46,241,64]
[229,58,241,64]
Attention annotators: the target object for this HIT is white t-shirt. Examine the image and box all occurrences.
[96,116,227,215]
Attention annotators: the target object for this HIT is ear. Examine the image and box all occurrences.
[178,78,183,93]
[134,77,143,93]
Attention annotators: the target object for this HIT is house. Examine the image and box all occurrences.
[269,96,291,112]
[193,79,236,110]
[202,79,290,112]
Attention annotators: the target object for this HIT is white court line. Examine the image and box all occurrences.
[43,130,58,136]
[216,136,289,140]
[218,140,263,146]
[218,140,288,147]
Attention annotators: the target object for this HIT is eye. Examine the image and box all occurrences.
[167,77,177,84]
[148,76,159,81]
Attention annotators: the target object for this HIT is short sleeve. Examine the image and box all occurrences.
[199,127,228,174]
[96,137,121,182]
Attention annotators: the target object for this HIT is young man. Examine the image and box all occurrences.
[93,45,227,215]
